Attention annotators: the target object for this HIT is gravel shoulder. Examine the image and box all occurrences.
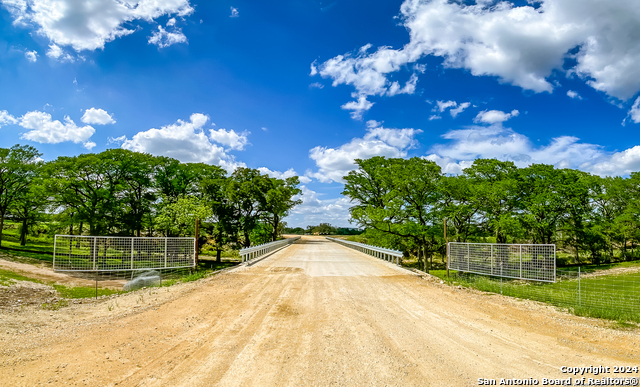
[0,236,638,387]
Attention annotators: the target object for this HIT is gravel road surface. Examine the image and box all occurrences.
[1,236,638,386]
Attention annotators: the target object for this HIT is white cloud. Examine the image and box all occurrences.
[120,113,246,172]
[107,135,126,145]
[450,102,471,118]
[341,95,374,120]
[166,17,176,27]
[81,108,115,125]
[425,124,608,173]
[24,49,37,62]
[2,0,194,52]
[230,7,239,18]
[428,115,441,121]
[46,44,74,62]
[587,146,640,176]
[387,73,418,96]
[309,82,324,89]
[474,109,519,125]
[316,45,418,97]
[257,167,311,183]
[424,120,640,177]
[308,121,422,183]
[285,185,353,227]
[19,111,95,147]
[83,141,96,150]
[316,0,640,101]
[625,97,640,125]
[208,128,250,150]
[148,26,187,49]
[423,154,474,175]
[0,110,17,127]
[435,100,456,113]
[567,90,583,99]
[434,100,471,118]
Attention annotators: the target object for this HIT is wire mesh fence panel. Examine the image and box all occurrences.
[451,269,640,321]
[54,235,195,272]
[448,242,556,283]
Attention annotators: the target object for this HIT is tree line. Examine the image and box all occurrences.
[343,156,640,267]
[0,145,302,260]
[285,223,363,235]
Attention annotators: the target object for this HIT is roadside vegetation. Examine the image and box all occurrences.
[430,266,640,323]
[340,156,640,323]
[0,144,302,263]
[285,223,363,236]
[342,156,640,271]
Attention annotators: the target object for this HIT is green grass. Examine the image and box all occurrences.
[52,284,122,299]
[160,265,230,287]
[557,260,640,273]
[41,300,69,310]
[0,248,54,264]
[0,268,43,286]
[431,269,640,323]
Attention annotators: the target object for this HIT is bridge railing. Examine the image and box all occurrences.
[326,237,403,265]
[240,236,300,263]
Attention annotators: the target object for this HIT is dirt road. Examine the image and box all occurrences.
[1,236,638,386]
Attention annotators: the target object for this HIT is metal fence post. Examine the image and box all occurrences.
[490,244,494,276]
[131,238,135,270]
[519,245,522,279]
[92,237,97,271]
[164,238,168,268]
[578,266,581,308]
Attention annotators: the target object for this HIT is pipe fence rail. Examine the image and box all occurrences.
[448,242,556,283]
[53,235,196,272]
[326,237,403,265]
[240,236,300,263]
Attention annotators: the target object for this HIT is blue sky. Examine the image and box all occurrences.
[1,0,640,228]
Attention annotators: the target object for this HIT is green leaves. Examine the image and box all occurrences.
[342,156,640,264]
[154,195,213,237]
[0,144,43,246]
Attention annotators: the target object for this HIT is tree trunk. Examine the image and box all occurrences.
[216,248,222,263]
[422,246,428,273]
[272,217,279,242]
[0,212,5,247]
[20,217,27,246]
[244,230,251,247]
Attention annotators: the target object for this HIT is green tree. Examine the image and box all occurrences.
[262,176,302,241]
[463,159,520,243]
[343,157,443,270]
[516,165,572,244]
[46,152,122,235]
[0,145,42,246]
[226,168,270,247]
[198,164,235,262]
[154,195,213,237]
[154,157,203,201]
[107,150,157,237]
[439,175,480,242]
[11,171,48,246]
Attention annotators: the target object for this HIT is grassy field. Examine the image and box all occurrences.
[0,222,241,303]
[430,264,640,323]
